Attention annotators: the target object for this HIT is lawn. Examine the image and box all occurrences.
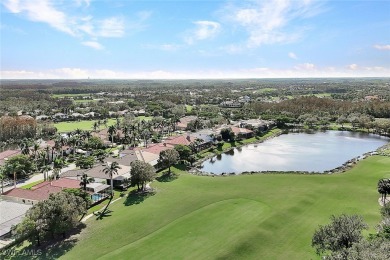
[135,116,153,121]
[51,94,91,98]
[19,180,44,189]
[54,119,118,133]
[49,155,390,260]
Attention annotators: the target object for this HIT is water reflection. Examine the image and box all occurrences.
[201,131,389,174]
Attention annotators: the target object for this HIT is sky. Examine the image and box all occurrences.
[0,0,389,79]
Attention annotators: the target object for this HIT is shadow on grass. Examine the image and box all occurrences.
[6,223,86,260]
[156,173,178,182]
[94,196,114,220]
[123,189,155,207]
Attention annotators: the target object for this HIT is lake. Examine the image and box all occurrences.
[200,131,389,174]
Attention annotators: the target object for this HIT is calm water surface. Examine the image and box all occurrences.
[201,131,389,174]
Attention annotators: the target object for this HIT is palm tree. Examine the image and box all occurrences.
[122,126,130,145]
[142,129,151,148]
[103,161,121,196]
[378,178,390,205]
[107,125,117,144]
[19,140,30,156]
[6,161,25,189]
[39,164,52,181]
[0,166,6,194]
[93,121,99,132]
[79,173,94,192]
[32,142,40,159]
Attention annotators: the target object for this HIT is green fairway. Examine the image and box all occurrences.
[56,155,390,260]
[51,94,91,98]
[135,116,153,121]
[54,119,118,133]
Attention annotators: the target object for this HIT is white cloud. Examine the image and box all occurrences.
[185,21,221,44]
[288,52,298,59]
[294,63,316,70]
[74,0,91,7]
[81,41,103,50]
[2,65,390,80]
[222,0,324,48]
[97,17,124,37]
[373,44,390,51]
[347,64,358,70]
[3,0,76,36]
[2,0,128,48]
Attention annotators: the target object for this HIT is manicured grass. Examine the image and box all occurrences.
[87,190,124,215]
[73,99,96,104]
[55,155,390,260]
[51,94,91,98]
[20,180,44,189]
[135,116,153,121]
[54,119,118,133]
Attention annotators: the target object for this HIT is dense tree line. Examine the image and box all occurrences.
[251,96,390,119]
[0,116,38,142]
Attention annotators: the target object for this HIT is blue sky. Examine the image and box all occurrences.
[1,0,389,79]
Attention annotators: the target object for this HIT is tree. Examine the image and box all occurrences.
[0,166,6,194]
[107,125,117,144]
[158,149,179,176]
[103,161,121,196]
[80,173,94,191]
[312,214,368,258]
[75,156,95,169]
[378,178,390,205]
[39,164,52,181]
[188,154,197,167]
[12,192,87,245]
[4,154,35,183]
[220,128,235,141]
[130,160,156,191]
[174,144,192,161]
[342,238,390,260]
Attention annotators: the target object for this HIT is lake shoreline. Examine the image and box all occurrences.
[190,130,389,177]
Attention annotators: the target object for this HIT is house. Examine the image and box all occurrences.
[1,178,81,204]
[36,115,49,121]
[219,101,242,108]
[84,112,99,118]
[0,200,32,238]
[164,134,197,146]
[135,150,160,166]
[230,126,254,139]
[238,96,251,103]
[106,152,138,166]
[82,163,131,188]
[142,143,175,155]
[189,132,214,149]
[53,113,67,120]
[0,150,21,166]
[71,112,85,119]
[176,116,198,131]
[238,119,275,132]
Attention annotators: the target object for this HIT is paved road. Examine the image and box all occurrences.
[1,163,76,193]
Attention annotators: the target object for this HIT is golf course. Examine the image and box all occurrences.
[57,155,390,260]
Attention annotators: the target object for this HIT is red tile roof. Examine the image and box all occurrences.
[164,135,195,146]
[3,179,81,201]
[230,126,253,135]
[143,143,175,155]
[3,185,62,201]
[0,150,21,160]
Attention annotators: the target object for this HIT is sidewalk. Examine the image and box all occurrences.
[2,163,76,193]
